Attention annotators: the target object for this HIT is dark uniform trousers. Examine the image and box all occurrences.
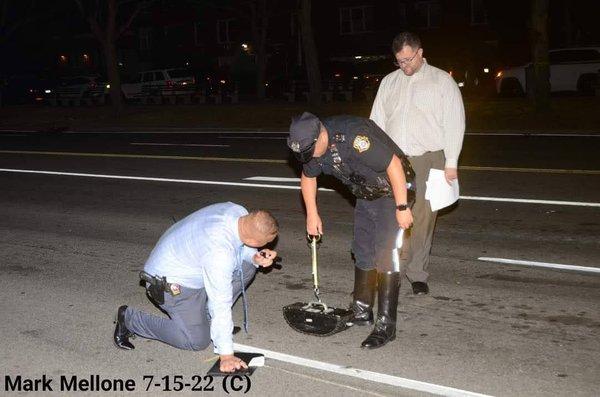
[401,150,445,282]
[352,196,400,273]
[124,260,256,351]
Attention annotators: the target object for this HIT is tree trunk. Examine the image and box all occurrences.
[104,40,123,114]
[530,0,550,112]
[298,0,321,107]
[252,0,268,101]
[105,0,122,114]
[563,0,573,46]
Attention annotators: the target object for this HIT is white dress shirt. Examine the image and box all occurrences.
[370,59,465,168]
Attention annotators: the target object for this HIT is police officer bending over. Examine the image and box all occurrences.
[287,112,416,349]
[113,202,278,373]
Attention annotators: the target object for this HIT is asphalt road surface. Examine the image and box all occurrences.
[1,130,599,397]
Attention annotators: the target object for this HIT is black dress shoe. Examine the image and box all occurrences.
[411,282,429,295]
[114,305,135,350]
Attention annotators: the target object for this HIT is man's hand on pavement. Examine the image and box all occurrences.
[219,354,248,373]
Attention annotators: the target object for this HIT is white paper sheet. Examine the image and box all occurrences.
[248,355,265,367]
[425,169,460,212]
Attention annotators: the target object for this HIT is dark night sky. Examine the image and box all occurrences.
[1,0,599,76]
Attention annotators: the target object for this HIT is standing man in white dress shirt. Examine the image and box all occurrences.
[113,202,278,373]
[370,32,465,295]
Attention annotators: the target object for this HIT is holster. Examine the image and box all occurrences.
[139,271,166,305]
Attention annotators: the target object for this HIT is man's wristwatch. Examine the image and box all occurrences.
[396,204,408,211]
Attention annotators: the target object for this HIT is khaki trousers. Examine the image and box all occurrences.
[401,150,445,283]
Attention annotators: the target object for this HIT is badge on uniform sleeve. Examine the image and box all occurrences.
[353,135,370,153]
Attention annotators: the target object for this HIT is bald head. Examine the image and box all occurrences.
[239,210,279,247]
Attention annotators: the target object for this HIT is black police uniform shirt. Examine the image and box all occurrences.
[302,115,400,200]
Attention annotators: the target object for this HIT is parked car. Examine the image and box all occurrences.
[1,74,57,105]
[495,47,600,95]
[121,68,195,99]
[51,75,109,100]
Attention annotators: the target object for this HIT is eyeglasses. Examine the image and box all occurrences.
[394,49,420,67]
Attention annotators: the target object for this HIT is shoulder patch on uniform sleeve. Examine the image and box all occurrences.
[353,135,370,153]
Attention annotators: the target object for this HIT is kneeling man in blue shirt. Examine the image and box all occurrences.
[113,202,278,373]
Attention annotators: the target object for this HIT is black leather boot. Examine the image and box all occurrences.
[113,305,135,350]
[349,267,377,326]
[361,272,400,349]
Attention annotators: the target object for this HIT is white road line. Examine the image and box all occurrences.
[245,176,300,182]
[233,343,492,397]
[130,142,230,147]
[460,195,600,207]
[478,257,600,274]
[1,169,598,207]
[245,178,600,207]
[0,168,334,191]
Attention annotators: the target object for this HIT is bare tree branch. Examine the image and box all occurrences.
[74,0,86,18]
[118,1,143,37]
[0,0,42,44]
[1,0,10,30]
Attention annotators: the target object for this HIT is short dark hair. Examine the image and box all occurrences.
[391,32,421,54]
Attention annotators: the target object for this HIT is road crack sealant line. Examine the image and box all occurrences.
[1,168,599,208]
[233,343,492,397]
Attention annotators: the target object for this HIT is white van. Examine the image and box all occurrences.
[495,47,600,95]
